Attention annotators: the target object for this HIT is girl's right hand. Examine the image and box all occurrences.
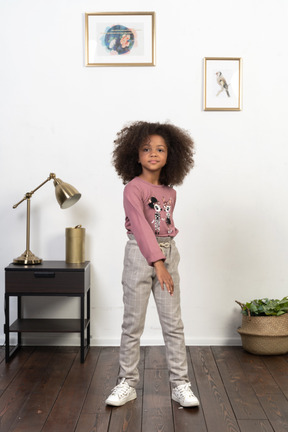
[153,260,174,296]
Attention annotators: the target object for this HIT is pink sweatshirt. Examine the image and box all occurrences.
[124,176,179,266]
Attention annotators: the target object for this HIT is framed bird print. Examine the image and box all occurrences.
[204,58,242,111]
[85,12,156,66]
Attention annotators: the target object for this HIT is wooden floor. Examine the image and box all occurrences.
[0,346,288,432]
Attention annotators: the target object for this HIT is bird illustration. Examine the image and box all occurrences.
[216,71,230,97]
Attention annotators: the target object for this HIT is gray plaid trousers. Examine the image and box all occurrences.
[118,235,189,388]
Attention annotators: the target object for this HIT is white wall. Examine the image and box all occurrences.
[1,0,288,347]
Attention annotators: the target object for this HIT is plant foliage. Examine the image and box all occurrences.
[236,297,288,316]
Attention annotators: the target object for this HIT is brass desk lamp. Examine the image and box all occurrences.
[13,173,81,265]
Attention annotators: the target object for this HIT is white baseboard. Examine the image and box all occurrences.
[90,336,242,347]
[0,335,242,347]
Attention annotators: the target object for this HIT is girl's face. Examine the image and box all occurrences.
[138,135,168,176]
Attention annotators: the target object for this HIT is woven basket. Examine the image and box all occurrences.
[238,314,288,355]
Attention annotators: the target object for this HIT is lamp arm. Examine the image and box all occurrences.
[13,173,56,209]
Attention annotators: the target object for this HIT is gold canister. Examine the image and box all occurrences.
[66,225,85,263]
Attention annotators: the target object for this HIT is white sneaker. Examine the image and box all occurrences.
[105,378,137,406]
[172,383,199,407]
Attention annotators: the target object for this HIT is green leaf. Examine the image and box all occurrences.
[237,296,288,316]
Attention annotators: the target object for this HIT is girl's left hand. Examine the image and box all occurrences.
[153,260,174,296]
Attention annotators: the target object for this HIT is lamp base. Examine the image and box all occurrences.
[13,249,42,265]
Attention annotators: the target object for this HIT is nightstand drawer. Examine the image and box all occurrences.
[5,270,85,294]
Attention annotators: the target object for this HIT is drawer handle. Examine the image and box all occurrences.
[34,272,55,278]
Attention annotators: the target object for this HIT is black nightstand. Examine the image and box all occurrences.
[4,261,90,363]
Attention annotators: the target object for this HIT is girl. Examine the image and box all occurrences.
[106,121,199,408]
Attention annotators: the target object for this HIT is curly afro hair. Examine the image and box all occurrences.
[112,121,195,186]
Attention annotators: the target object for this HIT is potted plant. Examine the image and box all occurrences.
[235,297,288,355]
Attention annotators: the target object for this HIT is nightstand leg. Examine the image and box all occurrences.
[17,296,22,347]
[80,294,84,363]
[87,288,90,349]
[5,294,21,362]
[5,294,10,362]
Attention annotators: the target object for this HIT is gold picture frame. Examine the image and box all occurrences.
[204,57,242,111]
[85,12,156,67]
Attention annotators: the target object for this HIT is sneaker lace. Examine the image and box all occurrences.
[177,383,194,398]
[111,380,130,398]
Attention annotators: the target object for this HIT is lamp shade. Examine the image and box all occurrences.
[54,178,81,209]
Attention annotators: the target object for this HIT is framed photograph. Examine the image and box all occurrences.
[85,12,155,66]
[204,58,242,111]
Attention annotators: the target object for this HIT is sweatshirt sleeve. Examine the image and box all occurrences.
[124,183,166,266]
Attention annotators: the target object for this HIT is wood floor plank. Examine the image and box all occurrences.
[257,393,288,432]
[143,348,175,431]
[108,397,142,432]
[14,347,56,381]
[145,346,206,431]
[0,346,286,432]
[142,368,174,432]
[77,347,145,432]
[80,347,119,414]
[108,347,145,432]
[75,413,111,432]
[145,345,167,369]
[189,346,240,432]
[0,347,34,397]
[8,349,77,432]
[0,347,5,363]
[41,348,100,432]
[212,346,267,420]
[234,347,281,395]
[262,356,288,399]
[75,347,117,432]
[238,419,274,432]
[172,347,206,432]
[0,347,55,432]
[0,386,31,432]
